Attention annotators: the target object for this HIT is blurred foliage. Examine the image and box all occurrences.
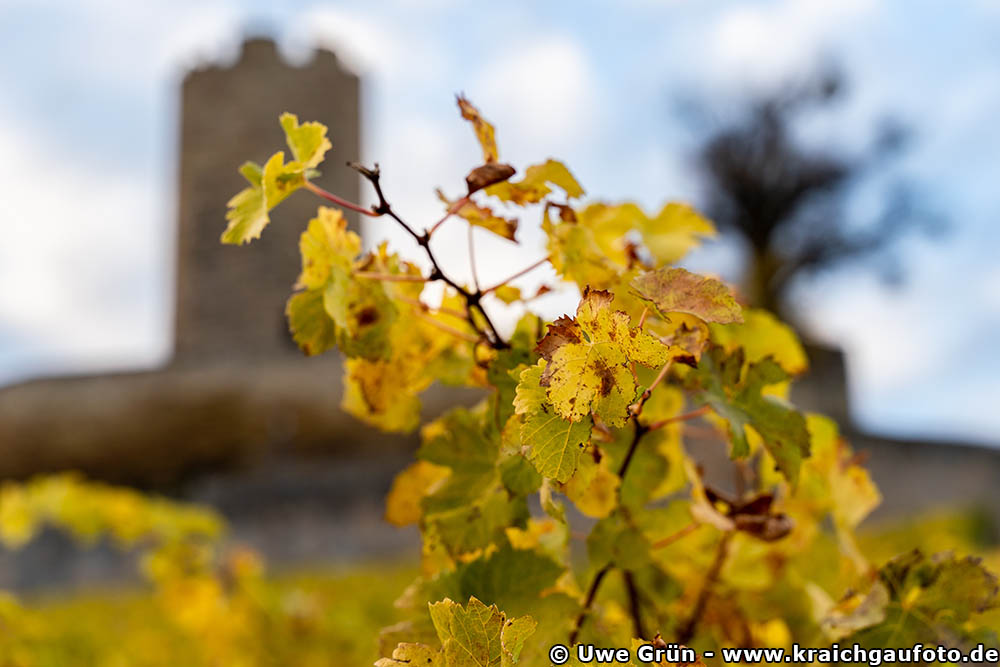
[0,488,995,666]
[0,474,414,666]
[0,561,415,666]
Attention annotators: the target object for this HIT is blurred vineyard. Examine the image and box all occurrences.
[0,474,996,667]
[0,475,414,666]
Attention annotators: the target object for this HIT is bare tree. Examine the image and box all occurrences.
[685,69,939,323]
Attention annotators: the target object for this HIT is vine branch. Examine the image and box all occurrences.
[481,256,550,294]
[303,180,379,218]
[676,532,733,644]
[429,195,470,235]
[624,570,646,641]
[646,405,711,432]
[651,521,701,550]
[353,271,428,283]
[334,163,509,349]
[569,563,612,645]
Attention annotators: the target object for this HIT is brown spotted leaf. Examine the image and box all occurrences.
[631,267,742,325]
[534,288,682,427]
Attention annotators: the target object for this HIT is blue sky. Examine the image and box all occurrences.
[1,0,999,444]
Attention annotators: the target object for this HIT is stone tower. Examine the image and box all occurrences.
[0,38,370,485]
[174,38,360,365]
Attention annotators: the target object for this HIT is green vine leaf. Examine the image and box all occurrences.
[687,345,810,484]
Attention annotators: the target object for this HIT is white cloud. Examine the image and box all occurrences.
[472,36,598,161]
[703,0,877,90]
[286,6,447,85]
[0,111,170,381]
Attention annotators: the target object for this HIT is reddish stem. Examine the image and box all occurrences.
[428,195,470,235]
[646,404,712,431]
[303,180,379,217]
[481,256,550,294]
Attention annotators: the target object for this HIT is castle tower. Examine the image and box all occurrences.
[174,38,360,365]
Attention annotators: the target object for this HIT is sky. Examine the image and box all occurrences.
[1,0,999,444]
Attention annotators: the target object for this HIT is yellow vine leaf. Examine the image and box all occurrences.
[709,308,808,376]
[385,461,451,527]
[492,285,522,304]
[514,363,592,482]
[279,112,332,169]
[297,206,360,289]
[342,289,478,433]
[427,596,537,667]
[437,189,518,241]
[289,207,397,360]
[543,202,714,292]
[560,452,620,519]
[286,289,337,356]
[639,202,715,265]
[221,114,331,245]
[457,96,499,163]
[631,267,743,325]
[535,289,680,427]
[343,358,425,433]
[486,159,584,205]
[376,643,443,667]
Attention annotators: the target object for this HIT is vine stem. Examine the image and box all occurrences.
[629,360,673,418]
[468,224,481,292]
[353,271,428,283]
[414,312,481,344]
[624,570,646,641]
[303,180,378,217]
[651,521,701,550]
[638,306,650,329]
[570,357,677,645]
[395,295,469,322]
[676,532,733,644]
[481,257,550,294]
[646,405,711,432]
[617,420,650,479]
[428,195,470,235]
[323,163,509,349]
[569,564,612,645]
